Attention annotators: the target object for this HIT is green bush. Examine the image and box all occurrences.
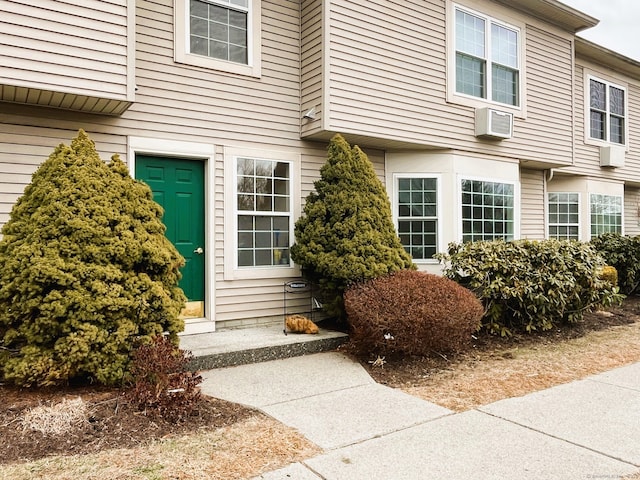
[437,239,622,336]
[344,270,483,356]
[0,130,186,387]
[590,233,640,294]
[290,134,414,318]
[126,335,202,422]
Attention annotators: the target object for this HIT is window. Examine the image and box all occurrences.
[589,77,626,145]
[175,0,261,77]
[548,193,579,240]
[397,177,438,261]
[236,158,291,267]
[590,194,622,238]
[455,6,520,107]
[461,179,515,242]
[189,0,248,64]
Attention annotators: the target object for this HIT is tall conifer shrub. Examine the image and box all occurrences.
[0,130,186,387]
[291,134,414,318]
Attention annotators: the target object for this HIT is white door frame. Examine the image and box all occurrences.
[128,136,216,334]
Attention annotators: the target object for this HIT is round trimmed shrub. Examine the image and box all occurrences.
[344,270,483,356]
[0,130,186,387]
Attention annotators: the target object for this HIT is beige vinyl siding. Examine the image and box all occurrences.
[624,186,640,236]
[301,0,324,135]
[0,0,134,114]
[311,0,575,167]
[520,168,546,239]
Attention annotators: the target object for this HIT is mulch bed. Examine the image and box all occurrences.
[1,386,255,464]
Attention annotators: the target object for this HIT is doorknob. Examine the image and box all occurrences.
[193,247,204,255]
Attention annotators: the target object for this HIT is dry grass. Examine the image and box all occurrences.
[398,320,640,412]
[0,414,320,480]
[20,397,87,436]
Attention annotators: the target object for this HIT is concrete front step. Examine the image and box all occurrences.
[180,324,349,370]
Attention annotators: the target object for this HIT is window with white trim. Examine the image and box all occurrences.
[548,192,579,240]
[590,193,622,238]
[396,177,438,261]
[236,158,291,267]
[455,5,520,107]
[175,0,260,76]
[461,179,515,242]
[190,0,249,64]
[589,77,626,145]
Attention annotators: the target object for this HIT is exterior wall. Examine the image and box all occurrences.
[0,0,135,114]
[302,0,576,168]
[624,186,640,236]
[520,168,546,240]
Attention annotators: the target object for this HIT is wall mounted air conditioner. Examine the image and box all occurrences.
[475,107,513,140]
[600,145,625,168]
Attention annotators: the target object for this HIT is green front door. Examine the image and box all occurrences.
[136,156,205,306]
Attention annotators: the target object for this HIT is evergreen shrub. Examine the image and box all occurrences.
[344,270,483,356]
[0,130,186,387]
[437,239,623,336]
[290,134,414,318]
[126,335,202,422]
[590,233,640,294]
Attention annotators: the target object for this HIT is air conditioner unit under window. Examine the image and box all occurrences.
[600,145,625,168]
[475,107,513,140]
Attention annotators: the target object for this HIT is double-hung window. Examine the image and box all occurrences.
[590,193,622,238]
[396,177,439,261]
[461,179,515,242]
[589,77,626,145]
[175,0,260,76]
[548,193,579,240]
[189,0,249,64]
[236,158,291,268]
[455,6,520,107]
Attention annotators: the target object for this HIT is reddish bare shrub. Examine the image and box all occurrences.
[344,270,483,356]
[126,335,202,422]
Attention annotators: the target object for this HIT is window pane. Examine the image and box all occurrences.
[590,111,605,140]
[396,178,438,260]
[492,64,518,106]
[590,193,622,238]
[456,10,485,57]
[491,23,518,68]
[610,116,624,144]
[456,53,485,98]
[610,87,625,116]
[590,80,606,110]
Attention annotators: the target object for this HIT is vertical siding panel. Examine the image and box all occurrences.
[301,0,323,135]
[520,168,546,240]
[624,187,640,236]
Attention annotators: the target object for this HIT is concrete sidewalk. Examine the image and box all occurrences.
[199,352,640,480]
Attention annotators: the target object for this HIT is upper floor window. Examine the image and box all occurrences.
[589,77,626,145]
[461,178,515,242]
[190,0,248,64]
[175,0,261,77]
[455,6,520,107]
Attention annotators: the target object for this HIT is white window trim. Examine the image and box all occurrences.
[224,146,300,280]
[457,174,521,242]
[447,1,526,117]
[546,191,581,240]
[174,0,262,78]
[584,73,628,148]
[392,173,443,264]
[589,192,624,238]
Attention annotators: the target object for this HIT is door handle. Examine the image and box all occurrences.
[193,247,204,255]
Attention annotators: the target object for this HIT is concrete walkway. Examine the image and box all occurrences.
[199,352,640,480]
